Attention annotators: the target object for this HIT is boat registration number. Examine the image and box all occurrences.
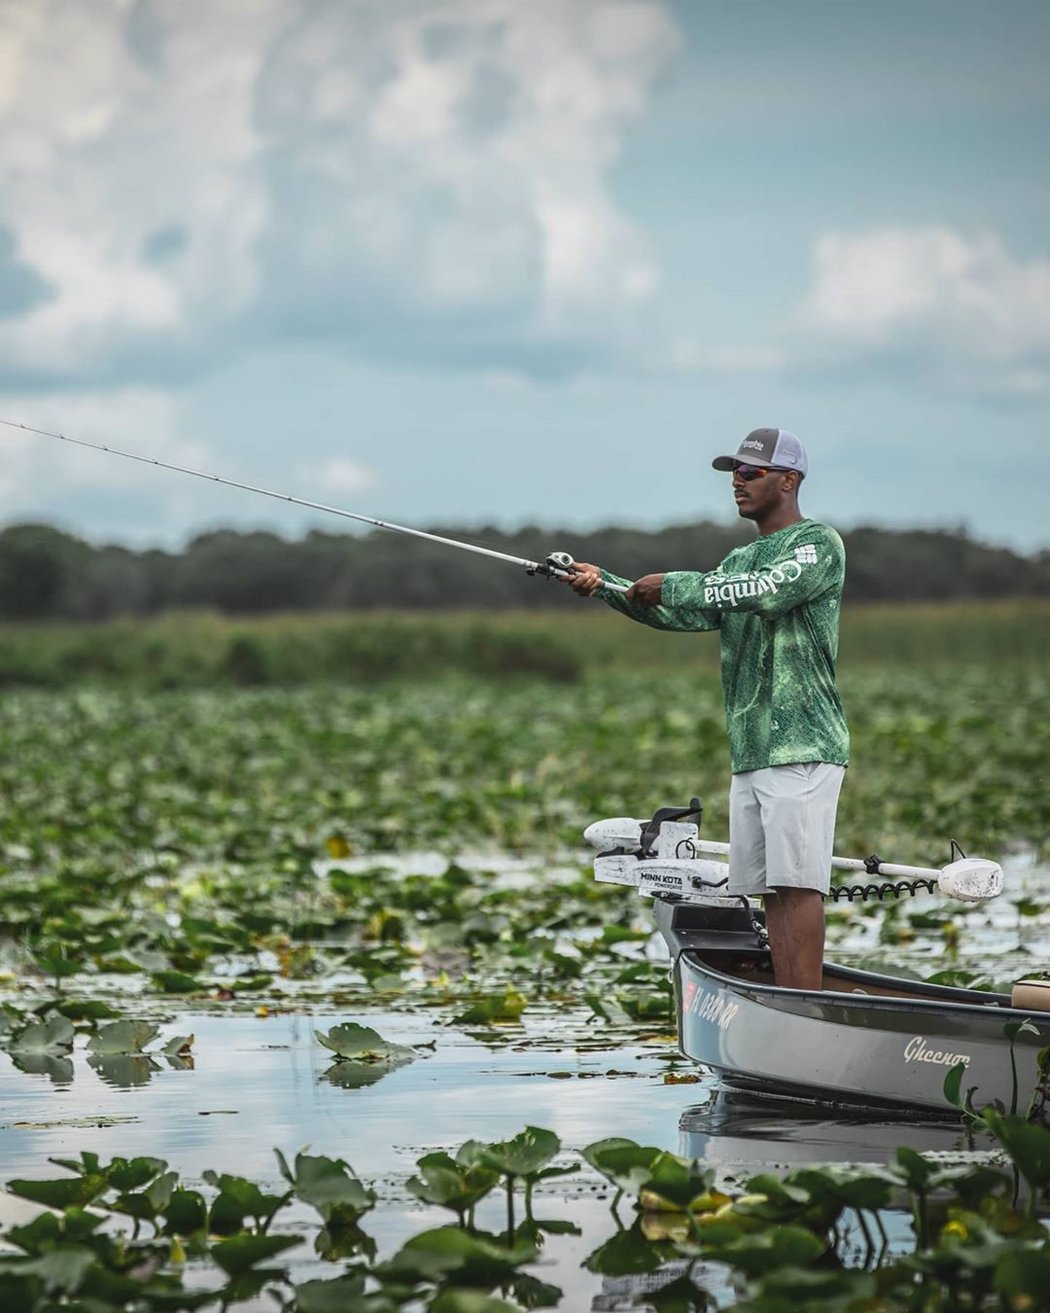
[683,980,739,1030]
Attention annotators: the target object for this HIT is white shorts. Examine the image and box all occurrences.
[728,762,845,896]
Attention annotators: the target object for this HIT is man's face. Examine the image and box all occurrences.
[731,463,798,520]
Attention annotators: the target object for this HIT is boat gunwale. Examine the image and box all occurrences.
[676,949,1048,1031]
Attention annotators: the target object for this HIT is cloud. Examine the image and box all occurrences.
[0,0,680,389]
[794,227,1050,397]
[0,387,213,516]
[309,458,375,498]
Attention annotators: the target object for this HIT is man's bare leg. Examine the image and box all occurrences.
[763,888,825,990]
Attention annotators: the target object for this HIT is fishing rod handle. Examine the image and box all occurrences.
[551,566,630,595]
[543,551,630,594]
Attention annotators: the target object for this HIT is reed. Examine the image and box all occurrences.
[0,599,1046,688]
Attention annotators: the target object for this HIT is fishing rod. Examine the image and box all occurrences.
[0,417,630,594]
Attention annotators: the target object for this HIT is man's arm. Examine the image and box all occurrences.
[662,530,844,618]
[565,564,721,633]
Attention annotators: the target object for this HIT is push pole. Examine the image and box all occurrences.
[0,417,631,593]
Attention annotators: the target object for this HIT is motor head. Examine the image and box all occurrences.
[584,817,642,851]
[937,857,1004,902]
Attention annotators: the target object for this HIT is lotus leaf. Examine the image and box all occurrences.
[205,1170,293,1234]
[583,1223,670,1277]
[476,1127,563,1180]
[274,1150,375,1221]
[582,1139,662,1196]
[149,970,204,994]
[210,1232,300,1276]
[86,1020,160,1055]
[6,1174,108,1209]
[314,1022,414,1065]
[381,1227,537,1285]
[430,1291,527,1313]
[7,1245,96,1294]
[982,1112,1050,1192]
[406,1150,500,1219]
[7,1015,75,1053]
[452,990,528,1026]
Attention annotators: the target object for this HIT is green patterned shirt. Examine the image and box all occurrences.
[598,519,849,773]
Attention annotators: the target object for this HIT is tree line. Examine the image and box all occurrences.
[1,520,1047,620]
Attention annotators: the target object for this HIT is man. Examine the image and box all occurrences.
[566,428,848,992]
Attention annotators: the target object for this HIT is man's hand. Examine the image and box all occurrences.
[564,561,604,596]
[626,573,665,606]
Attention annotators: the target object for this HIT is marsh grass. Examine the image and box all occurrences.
[0,599,1046,688]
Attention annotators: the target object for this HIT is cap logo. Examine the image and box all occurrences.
[740,439,764,452]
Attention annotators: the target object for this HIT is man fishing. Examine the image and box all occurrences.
[565,428,849,992]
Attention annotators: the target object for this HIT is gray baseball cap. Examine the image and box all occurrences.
[712,428,808,477]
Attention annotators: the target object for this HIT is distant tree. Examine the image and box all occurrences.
[0,524,90,619]
[72,545,151,619]
[171,531,327,613]
[0,520,1047,619]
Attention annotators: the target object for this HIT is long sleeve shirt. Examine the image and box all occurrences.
[597,519,850,773]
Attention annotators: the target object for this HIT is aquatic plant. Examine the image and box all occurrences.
[3,1125,1050,1312]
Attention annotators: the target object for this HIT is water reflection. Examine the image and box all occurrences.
[9,1052,75,1085]
[679,1087,996,1186]
[88,1053,163,1088]
[320,1059,398,1090]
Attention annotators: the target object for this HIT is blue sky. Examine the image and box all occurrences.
[0,0,1048,552]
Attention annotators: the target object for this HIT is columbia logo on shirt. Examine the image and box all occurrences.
[794,545,817,564]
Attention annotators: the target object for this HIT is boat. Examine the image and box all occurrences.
[585,802,1050,1116]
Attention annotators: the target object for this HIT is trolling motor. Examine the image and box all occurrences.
[586,799,734,900]
[585,804,1005,905]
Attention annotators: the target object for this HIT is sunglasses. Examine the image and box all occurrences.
[732,461,790,481]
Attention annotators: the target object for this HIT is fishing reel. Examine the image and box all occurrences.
[527,550,576,581]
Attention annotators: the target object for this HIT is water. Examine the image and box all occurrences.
[2,851,1047,1309]
[0,1007,709,1306]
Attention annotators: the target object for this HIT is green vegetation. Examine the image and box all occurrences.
[2,519,1048,620]
[3,1118,1049,1312]
[1,603,1047,1310]
[0,599,1047,687]
[0,650,1044,1109]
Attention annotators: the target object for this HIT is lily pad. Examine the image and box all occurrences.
[314,1022,415,1065]
[210,1232,300,1276]
[86,1020,161,1055]
[274,1149,375,1221]
[7,1015,75,1053]
[452,990,528,1026]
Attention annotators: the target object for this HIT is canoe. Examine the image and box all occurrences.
[654,895,1049,1115]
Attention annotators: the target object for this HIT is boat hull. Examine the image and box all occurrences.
[658,899,1049,1114]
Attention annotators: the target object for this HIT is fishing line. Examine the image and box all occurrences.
[0,416,630,592]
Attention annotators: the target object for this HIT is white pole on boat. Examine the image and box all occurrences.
[0,417,631,594]
[690,839,1003,902]
[584,821,1004,902]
